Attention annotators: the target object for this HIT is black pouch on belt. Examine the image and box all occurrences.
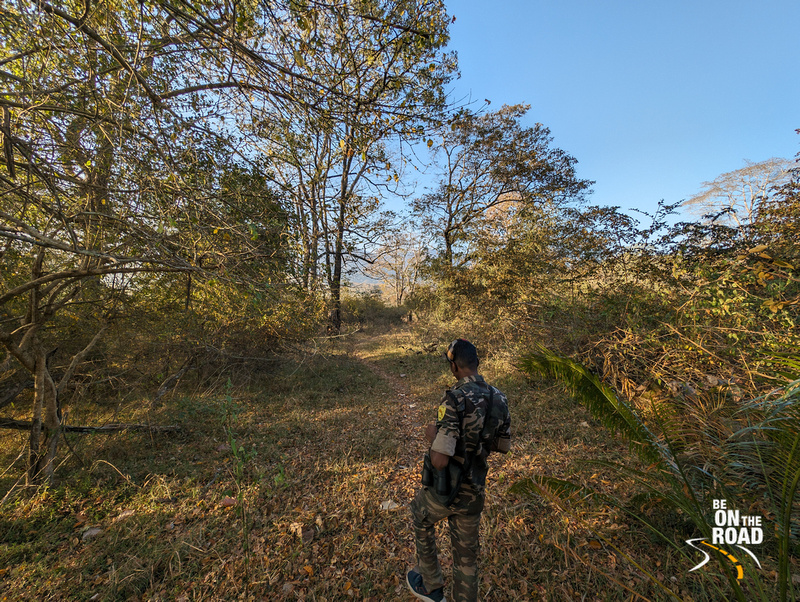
[422,453,464,507]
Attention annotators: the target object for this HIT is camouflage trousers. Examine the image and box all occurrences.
[410,485,485,602]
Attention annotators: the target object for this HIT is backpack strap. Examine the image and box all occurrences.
[480,385,496,458]
[446,384,495,463]
[444,389,466,459]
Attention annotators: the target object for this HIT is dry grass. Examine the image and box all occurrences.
[0,324,766,601]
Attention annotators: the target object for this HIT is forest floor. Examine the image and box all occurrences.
[0,323,736,601]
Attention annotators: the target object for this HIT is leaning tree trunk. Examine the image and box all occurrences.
[328,153,351,335]
[1,321,107,485]
[28,346,61,484]
[329,194,347,335]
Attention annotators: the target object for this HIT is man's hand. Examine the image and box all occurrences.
[424,423,437,443]
[429,449,450,470]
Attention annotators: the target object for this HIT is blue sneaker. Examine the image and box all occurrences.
[406,569,447,602]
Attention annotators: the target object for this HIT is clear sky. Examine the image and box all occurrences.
[442,0,800,219]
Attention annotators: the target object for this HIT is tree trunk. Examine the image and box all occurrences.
[329,148,352,334]
[28,346,60,484]
[309,182,319,291]
[444,234,454,267]
[330,209,344,334]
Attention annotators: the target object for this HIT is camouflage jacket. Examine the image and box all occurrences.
[430,374,511,493]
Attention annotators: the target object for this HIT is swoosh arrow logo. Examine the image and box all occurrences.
[686,538,711,572]
[686,538,755,580]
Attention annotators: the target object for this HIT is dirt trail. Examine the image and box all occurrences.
[349,331,432,468]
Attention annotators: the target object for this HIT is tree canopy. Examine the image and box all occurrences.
[413,104,593,268]
[0,0,456,482]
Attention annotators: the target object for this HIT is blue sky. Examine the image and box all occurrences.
[440,0,800,219]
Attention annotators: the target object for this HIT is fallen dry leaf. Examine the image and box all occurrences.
[82,527,103,542]
[113,509,135,522]
[290,522,314,544]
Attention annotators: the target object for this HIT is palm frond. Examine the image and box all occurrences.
[723,379,800,602]
[518,346,670,466]
[764,354,800,382]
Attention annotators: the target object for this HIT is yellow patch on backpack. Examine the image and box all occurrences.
[438,404,447,421]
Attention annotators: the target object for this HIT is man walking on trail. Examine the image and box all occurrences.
[407,339,511,602]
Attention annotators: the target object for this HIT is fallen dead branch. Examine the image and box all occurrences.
[0,418,180,433]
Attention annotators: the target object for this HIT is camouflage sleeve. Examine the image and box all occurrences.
[430,391,460,457]
[494,394,511,454]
